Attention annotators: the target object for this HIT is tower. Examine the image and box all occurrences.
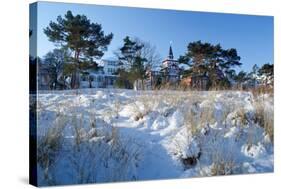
[162,43,177,68]
[161,43,180,83]
[168,44,174,60]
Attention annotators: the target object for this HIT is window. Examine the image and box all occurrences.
[108,68,115,73]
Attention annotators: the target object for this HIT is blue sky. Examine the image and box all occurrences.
[34,1,273,72]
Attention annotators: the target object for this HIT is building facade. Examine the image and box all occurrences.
[80,59,119,89]
[142,44,182,90]
[161,45,181,83]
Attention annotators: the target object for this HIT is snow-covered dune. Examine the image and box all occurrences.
[36,89,274,186]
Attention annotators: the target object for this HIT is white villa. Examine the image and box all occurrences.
[80,59,119,88]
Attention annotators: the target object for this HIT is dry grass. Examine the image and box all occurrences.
[113,99,122,119]
[37,113,66,185]
[232,107,250,127]
[210,160,236,176]
[182,93,215,137]
[198,129,238,177]
[185,108,200,136]
[251,86,274,98]
[38,105,143,184]
[130,94,156,121]
[253,98,274,142]
[37,89,273,183]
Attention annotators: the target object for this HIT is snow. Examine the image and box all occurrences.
[169,110,185,128]
[151,115,168,130]
[178,63,189,70]
[241,142,267,158]
[151,66,162,72]
[36,89,274,186]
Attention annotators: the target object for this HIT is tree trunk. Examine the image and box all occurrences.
[70,50,81,89]
[89,77,92,88]
[70,71,76,89]
[70,69,80,89]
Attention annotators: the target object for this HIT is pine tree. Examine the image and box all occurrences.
[235,71,249,84]
[258,63,273,77]
[44,10,113,88]
[118,36,143,69]
[116,36,147,88]
[258,63,274,86]
[179,41,241,88]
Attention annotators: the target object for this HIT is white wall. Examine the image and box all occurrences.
[102,60,119,75]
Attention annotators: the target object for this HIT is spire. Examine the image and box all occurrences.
[168,41,174,59]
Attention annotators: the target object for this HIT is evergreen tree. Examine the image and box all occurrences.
[44,10,113,88]
[116,36,147,88]
[252,64,259,75]
[246,64,260,87]
[220,48,242,71]
[131,56,147,89]
[258,63,273,77]
[179,41,241,88]
[180,41,213,74]
[118,36,143,69]
[115,69,133,89]
[258,63,274,86]
[235,71,249,84]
